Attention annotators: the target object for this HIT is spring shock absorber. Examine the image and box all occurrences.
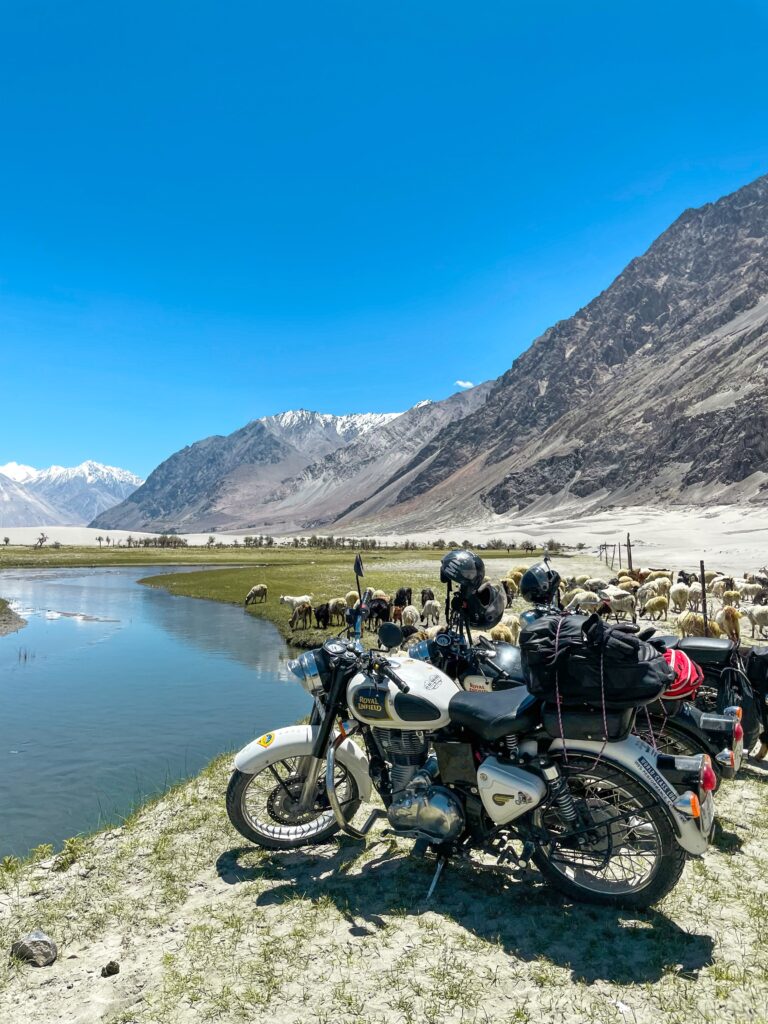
[505,734,519,756]
[539,758,578,824]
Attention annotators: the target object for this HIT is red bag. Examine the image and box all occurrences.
[662,648,703,700]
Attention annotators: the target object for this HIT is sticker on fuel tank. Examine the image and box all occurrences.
[352,686,391,719]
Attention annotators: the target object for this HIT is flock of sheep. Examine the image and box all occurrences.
[245,562,768,647]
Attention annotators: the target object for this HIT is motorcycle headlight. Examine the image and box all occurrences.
[288,650,325,694]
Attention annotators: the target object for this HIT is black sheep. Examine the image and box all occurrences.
[314,602,331,629]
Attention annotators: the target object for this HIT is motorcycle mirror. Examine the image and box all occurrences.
[378,622,403,649]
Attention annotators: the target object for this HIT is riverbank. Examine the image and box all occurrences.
[0,598,26,637]
[1,744,767,1023]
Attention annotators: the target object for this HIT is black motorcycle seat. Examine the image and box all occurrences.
[448,688,541,741]
[676,636,735,666]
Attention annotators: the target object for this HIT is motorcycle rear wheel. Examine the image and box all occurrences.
[226,757,361,850]
[531,759,685,909]
[636,718,723,791]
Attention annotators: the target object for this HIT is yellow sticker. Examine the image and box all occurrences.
[257,732,275,748]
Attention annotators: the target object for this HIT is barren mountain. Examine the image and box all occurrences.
[349,172,768,531]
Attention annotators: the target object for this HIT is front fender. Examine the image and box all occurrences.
[233,724,372,801]
[547,734,710,856]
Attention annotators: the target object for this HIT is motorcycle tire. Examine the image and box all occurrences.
[226,760,361,850]
[531,758,686,909]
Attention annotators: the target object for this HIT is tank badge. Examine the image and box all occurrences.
[424,674,442,691]
[257,732,275,748]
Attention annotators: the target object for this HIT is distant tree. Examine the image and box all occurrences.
[545,538,563,553]
[487,537,505,549]
[2,537,9,546]
[34,532,48,549]
[265,536,275,547]
[461,539,472,549]
[232,539,241,547]
[207,535,215,548]
[105,535,111,547]
[96,536,104,549]
[447,540,459,548]
[520,539,536,552]
[126,535,134,548]
[51,541,61,549]
[576,542,586,550]
[433,538,446,548]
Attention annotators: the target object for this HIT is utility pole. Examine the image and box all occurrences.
[626,533,633,572]
[700,559,708,636]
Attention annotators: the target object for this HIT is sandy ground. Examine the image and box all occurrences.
[1,752,767,1024]
[4,504,768,575]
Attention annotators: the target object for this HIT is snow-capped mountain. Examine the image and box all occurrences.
[259,410,401,457]
[0,461,144,527]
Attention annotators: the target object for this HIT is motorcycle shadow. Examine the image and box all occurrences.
[215,842,714,984]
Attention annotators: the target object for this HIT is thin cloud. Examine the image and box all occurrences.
[455,379,474,389]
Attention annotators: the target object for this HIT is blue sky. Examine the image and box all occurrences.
[2,1,767,478]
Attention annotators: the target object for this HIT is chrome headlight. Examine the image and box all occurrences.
[288,650,325,694]
[408,640,431,662]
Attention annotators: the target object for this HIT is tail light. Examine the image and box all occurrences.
[724,705,743,720]
[673,792,701,818]
[700,754,718,792]
[734,721,744,743]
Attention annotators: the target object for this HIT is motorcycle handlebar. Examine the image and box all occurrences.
[379,662,410,694]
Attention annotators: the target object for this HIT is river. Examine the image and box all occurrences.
[0,566,310,857]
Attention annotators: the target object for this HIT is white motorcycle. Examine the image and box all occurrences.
[227,609,715,908]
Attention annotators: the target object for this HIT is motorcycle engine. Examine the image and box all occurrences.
[372,728,465,843]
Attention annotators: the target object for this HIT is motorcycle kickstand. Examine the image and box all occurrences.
[426,856,447,901]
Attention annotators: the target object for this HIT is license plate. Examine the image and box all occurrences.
[700,791,715,836]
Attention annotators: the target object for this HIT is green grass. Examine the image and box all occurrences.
[138,547,545,647]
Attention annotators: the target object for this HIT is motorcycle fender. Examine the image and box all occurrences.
[233,724,372,801]
[547,734,710,856]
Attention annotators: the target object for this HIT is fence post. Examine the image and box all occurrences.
[700,559,708,636]
[626,533,633,572]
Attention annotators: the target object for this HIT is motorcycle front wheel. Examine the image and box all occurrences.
[226,756,361,850]
[531,758,685,908]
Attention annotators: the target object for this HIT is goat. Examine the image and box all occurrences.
[678,611,722,638]
[280,594,313,610]
[745,606,768,639]
[501,579,517,606]
[328,597,347,625]
[421,599,440,626]
[244,584,267,605]
[314,602,331,630]
[687,582,703,611]
[394,587,412,608]
[368,598,391,631]
[715,606,741,643]
[392,606,403,624]
[289,602,312,629]
[597,590,636,623]
[420,588,435,607]
[669,583,690,614]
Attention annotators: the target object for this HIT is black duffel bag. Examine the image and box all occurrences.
[521,612,674,709]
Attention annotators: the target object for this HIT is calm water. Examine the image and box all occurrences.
[0,567,310,857]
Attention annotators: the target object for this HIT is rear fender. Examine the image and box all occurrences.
[546,734,710,856]
[233,724,372,801]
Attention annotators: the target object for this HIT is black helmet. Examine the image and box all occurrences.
[440,549,485,592]
[520,561,561,605]
[465,581,505,629]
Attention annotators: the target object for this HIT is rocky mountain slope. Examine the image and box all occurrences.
[0,462,143,528]
[352,172,768,531]
[90,410,404,532]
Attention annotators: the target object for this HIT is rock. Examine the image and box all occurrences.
[101,960,120,978]
[10,930,58,967]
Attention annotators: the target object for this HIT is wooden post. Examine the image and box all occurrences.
[610,544,616,570]
[626,533,633,572]
[618,539,622,571]
[700,559,708,636]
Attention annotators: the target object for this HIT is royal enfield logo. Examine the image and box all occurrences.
[424,674,442,691]
[638,755,678,803]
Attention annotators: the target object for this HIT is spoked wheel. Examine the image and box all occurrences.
[226,756,361,850]
[636,719,722,791]
[532,759,685,908]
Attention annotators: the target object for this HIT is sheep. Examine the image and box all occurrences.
[345,590,359,609]
[745,606,768,639]
[394,587,412,608]
[584,577,609,593]
[574,574,590,586]
[669,583,690,614]
[244,583,268,605]
[501,579,517,605]
[645,570,673,583]
[753,588,768,606]
[618,579,640,593]
[328,597,347,625]
[598,589,637,623]
[500,612,521,644]
[677,611,722,638]
[420,588,435,607]
[677,570,698,586]
[289,602,313,629]
[722,590,741,608]
[402,605,421,627]
[280,594,313,610]
[687,582,703,611]
[654,578,671,596]
[564,590,602,613]
[490,624,514,643]
[710,578,729,599]
[372,590,391,602]
[368,598,391,630]
[392,606,403,624]
[740,582,764,602]
[421,599,440,626]
[404,628,429,645]
[715,606,741,643]
[641,595,668,621]
[636,580,660,606]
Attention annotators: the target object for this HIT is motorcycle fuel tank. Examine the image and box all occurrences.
[347,658,461,730]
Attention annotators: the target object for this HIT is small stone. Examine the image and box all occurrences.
[10,930,58,967]
[101,960,120,978]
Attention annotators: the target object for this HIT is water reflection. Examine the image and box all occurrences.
[0,567,310,856]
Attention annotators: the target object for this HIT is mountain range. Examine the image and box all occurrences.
[87,172,768,534]
[0,462,144,528]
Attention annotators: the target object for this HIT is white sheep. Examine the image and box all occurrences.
[244,583,267,605]
[740,582,764,602]
[401,605,421,627]
[280,594,313,610]
[636,580,660,606]
[500,612,521,644]
[584,577,609,593]
[598,590,636,622]
[745,605,768,639]
[669,583,690,614]
[345,590,359,609]
[421,599,440,626]
[328,597,347,625]
[687,582,703,611]
[564,590,602,613]
[641,595,668,621]
[678,611,722,638]
[490,624,514,643]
